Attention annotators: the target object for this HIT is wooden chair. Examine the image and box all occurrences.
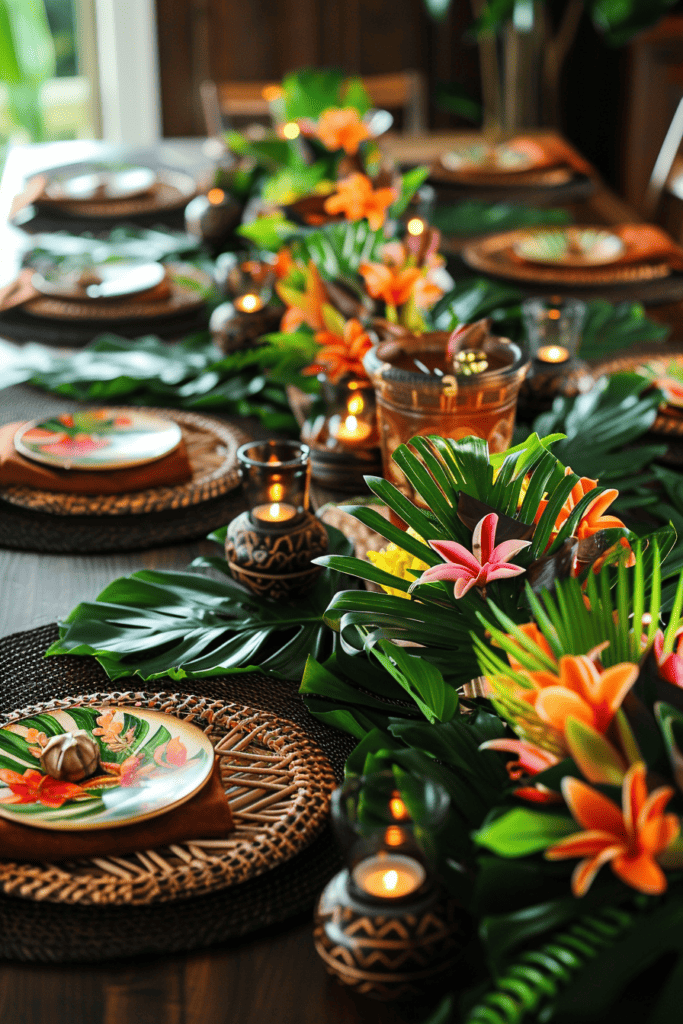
[200,71,428,137]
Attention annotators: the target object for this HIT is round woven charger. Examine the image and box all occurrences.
[1,408,245,517]
[33,169,196,219]
[462,229,671,286]
[0,624,354,962]
[591,348,683,437]
[429,163,573,188]
[0,690,336,906]
[21,264,209,322]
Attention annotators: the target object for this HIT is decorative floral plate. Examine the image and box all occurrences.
[14,409,183,471]
[43,166,156,202]
[512,227,626,266]
[441,143,535,174]
[0,707,214,831]
[32,260,166,300]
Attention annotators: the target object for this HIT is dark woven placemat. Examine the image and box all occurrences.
[0,304,208,346]
[0,624,354,963]
[0,386,249,553]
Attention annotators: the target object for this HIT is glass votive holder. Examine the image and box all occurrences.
[301,375,382,491]
[521,296,587,365]
[214,251,276,301]
[363,331,529,501]
[224,441,328,599]
[314,770,468,1000]
[519,296,593,411]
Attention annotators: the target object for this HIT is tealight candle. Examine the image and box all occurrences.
[234,293,265,314]
[352,854,426,899]
[252,502,297,523]
[536,344,570,364]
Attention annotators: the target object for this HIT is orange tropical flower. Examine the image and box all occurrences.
[315,107,371,155]
[359,261,421,308]
[516,654,638,739]
[413,274,444,309]
[304,318,373,383]
[273,247,294,280]
[0,768,87,808]
[505,622,557,672]
[153,737,188,768]
[546,763,679,896]
[276,261,328,333]
[534,470,632,561]
[324,173,397,231]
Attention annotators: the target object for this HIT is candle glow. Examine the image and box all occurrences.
[207,188,225,205]
[352,853,426,899]
[282,121,301,139]
[252,502,297,523]
[234,293,265,314]
[536,344,570,364]
[407,217,426,236]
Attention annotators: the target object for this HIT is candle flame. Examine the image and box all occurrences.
[390,796,408,820]
[283,121,300,139]
[548,308,562,320]
[268,482,284,502]
[382,870,399,893]
[407,217,425,236]
[538,345,569,363]
[385,826,404,846]
[235,293,263,313]
[344,415,358,432]
[269,503,281,518]
[207,188,225,205]
[347,394,364,416]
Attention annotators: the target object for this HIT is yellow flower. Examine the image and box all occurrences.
[366,528,428,599]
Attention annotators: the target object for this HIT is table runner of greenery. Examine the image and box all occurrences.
[430,200,572,237]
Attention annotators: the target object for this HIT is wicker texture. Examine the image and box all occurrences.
[1,409,245,517]
[33,171,196,219]
[591,349,683,437]
[430,164,572,188]
[0,691,336,906]
[0,624,354,962]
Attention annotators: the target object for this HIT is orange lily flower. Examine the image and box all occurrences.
[359,261,421,308]
[276,261,328,333]
[315,107,371,155]
[324,173,397,231]
[546,763,679,896]
[505,621,556,672]
[273,247,294,280]
[413,273,444,309]
[534,470,632,557]
[304,318,373,383]
[517,654,639,738]
[0,768,87,808]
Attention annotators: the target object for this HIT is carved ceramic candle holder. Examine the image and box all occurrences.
[519,296,592,412]
[301,375,382,491]
[314,771,469,1001]
[225,440,328,599]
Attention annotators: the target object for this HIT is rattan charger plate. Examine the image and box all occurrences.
[21,264,209,322]
[0,690,336,907]
[591,349,683,437]
[0,624,354,961]
[1,408,245,517]
[462,229,672,286]
[430,163,573,188]
[33,168,196,219]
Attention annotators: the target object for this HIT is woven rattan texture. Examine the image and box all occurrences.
[0,691,336,906]
[1,409,245,516]
[591,348,683,437]
[0,624,354,962]
[430,164,573,187]
[33,172,196,219]
[0,387,249,552]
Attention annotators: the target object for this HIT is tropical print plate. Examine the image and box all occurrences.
[513,228,626,266]
[0,707,213,830]
[441,143,535,174]
[636,358,683,408]
[14,410,182,471]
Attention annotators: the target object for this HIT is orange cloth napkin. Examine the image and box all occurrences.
[0,420,193,493]
[506,136,595,177]
[0,758,233,863]
[611,224,683,271]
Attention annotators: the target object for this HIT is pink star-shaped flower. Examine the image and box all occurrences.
[409,513,531,599]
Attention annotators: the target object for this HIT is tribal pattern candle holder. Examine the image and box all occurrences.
[224,509,328,599]
[314,870,468,1001]
[519,356,593,414]
[209,300,281,355]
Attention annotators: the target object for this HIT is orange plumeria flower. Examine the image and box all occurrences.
[273,247,294,280]
[276,261,328,333]
[315,107,371,155]
[517,654,638,740]
[535,469,631,549]
[304,318,373,383]
[413,274,444,309]
[546,763,679,896]
[359,261,421,308]
[324,173,397,231]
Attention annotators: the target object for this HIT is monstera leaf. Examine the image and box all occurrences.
[47,525,353,682]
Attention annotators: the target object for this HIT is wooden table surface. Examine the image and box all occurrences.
[0,134,681,1024]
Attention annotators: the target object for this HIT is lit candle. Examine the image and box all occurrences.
[252,502,297,523]
[234,293,265,314]
[407,217,426,236]
[334,391,373,446]
[207,188,226,205]
[536,345,570,364]
[352,854,426,899]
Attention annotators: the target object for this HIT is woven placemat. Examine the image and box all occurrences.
[0,392,249,552]
[429,163,573,188]
[33,169,196,219]
[1,408,244,517]
[0,690,336,906]
[428,171,596,207]
[0,624,354,962]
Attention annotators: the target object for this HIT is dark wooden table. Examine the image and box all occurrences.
[0,135,681,1024]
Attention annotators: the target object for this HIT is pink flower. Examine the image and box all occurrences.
[653,629,683,686]
[479,738,560,779]
[409,513,531,599]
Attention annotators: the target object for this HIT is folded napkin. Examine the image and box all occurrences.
[0,420,193,493]
[0,758,233,863]
[506,136,595,177]
[8,175,48,220]
[0,268,174,314]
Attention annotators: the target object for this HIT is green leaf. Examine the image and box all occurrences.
[389,166,431,218]
[474,808,576,857]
